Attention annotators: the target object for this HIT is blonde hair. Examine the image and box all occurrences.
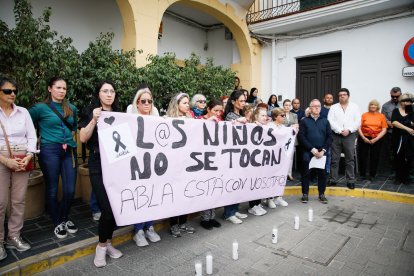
[243,105,254,123]
[166,92,192,118]
[367,99,380,111]
[130,88,159,116]
[271,107,285,121]
[399,93,414,102]
[252,107,267,123]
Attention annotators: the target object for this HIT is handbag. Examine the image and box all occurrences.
[0,119,34,172]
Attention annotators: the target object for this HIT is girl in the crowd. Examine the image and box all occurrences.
[191,94,207,118]
[127,86,161,246]
[220,95,229,120]
[267,108,290,208]
[243,104,254,121]
[282,99,299,181]
[223,90,249,224]
[247,107,268,216]
[267,94,279,116]
[391,93,414,185]
[30,77,78,239]
[358,100,387,182]
[0,77,36,260]
[79,80,123,267]
[242,89,249,102]
[196,99,223,230]
[247,87,258,105]
[166,92,196,237]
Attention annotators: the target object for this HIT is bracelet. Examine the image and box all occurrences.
[26,152,34,157]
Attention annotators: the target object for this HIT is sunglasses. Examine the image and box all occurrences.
[279,114,286,117]
[197,100,207,104]
[1,89,18,95]
[140,99,153,104]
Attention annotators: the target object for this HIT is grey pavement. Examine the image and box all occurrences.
[39,196,414,276]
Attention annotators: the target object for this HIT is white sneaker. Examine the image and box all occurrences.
[226,215,243,224]
[92,212,101,221]
[106,243,122,259]
[248,205,263,216]
[145,226,161,243]
[235,212,248,219]
[94,245,107,268]
[133,230,149,247]
[274,197,288,207]
[267,198,277,209]
[257,204,268,215]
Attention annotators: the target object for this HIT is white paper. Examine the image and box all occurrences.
[309,156,326,169]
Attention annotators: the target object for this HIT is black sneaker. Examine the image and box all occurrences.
[301,194,308,203]
[54,222,68,239]
[210,219,221,228]
[200,220,213,230]
[327,180,337,187]
[347,183,355,189]
[319,194,328,204]
[65,220,78,234]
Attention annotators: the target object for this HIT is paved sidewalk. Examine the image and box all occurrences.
[38,196,414,276]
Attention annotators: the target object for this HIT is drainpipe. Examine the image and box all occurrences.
[271,37,276,97]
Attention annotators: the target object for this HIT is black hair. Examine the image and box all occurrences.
[202,99,222,116]
[92,80,119,111]
[267,94,278,106]
[0,76,17,88]
[247,87,257,103]
[338,88,350,96]
[224,90,245,118]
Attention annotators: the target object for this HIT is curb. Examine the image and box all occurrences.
[1,187,413,275]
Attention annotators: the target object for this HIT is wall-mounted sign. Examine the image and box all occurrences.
[403,67,414,77]
[403,37,414,65]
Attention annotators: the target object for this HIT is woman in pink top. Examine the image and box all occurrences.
[0,77,37,261]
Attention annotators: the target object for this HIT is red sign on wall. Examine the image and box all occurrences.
[403,37,414,65]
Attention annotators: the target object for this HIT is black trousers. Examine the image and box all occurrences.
[358,136,383,178]
[301,151,327,195]
[170,215,188,226]
[89,152,116,243]
[249,200,261,208]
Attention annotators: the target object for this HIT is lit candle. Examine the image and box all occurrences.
[206,252,213,275]
[294,215,300,230]
[272,227,278,244]
[195,260,202,276]
[308,208,313,222]
[232,240,239,260]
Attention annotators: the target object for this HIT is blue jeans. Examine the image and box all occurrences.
[39,144,77,226]
[90,190,101,214]
[223,204,239,219]
[134,221,153,232]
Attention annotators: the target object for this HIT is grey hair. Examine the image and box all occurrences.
[190,93,206,108]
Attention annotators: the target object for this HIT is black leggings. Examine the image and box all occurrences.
[89,153,116,243]
[170,215,187,226]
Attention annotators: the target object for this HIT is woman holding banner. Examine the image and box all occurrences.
[127,86,162,246]
[166,92,196,237]
[79,81,123,267]
[222,90,249,224]
[195,99,223,230]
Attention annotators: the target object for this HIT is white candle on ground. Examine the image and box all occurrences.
[206,252,213,275]
[308,208,313,222]
[272,227,278,244]
[232,240,239,260]
[195,260,202,276]
[294,215,300,230]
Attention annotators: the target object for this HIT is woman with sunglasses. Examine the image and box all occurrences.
[190,94,207,119]
[166,92,196,237]
[127,86,161,246]
[29,77,78,239]
[79,80,123,267]
[0,77,36,261]
[391,93,414,185]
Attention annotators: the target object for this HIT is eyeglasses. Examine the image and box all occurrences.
[338,93,348,97]
[140,99,153,104]
[391,96,400,99]
[100,89,116,94]
[310,105,321,108]
[0,89,18,95]
[197,100,207,104]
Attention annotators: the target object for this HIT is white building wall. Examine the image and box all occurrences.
[158,15,239,67]
[261,16,414,109]
[1,0,123,52]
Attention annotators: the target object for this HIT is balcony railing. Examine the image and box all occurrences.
[247,0,352,24]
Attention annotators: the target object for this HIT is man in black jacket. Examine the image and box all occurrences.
[298,99,332,204]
